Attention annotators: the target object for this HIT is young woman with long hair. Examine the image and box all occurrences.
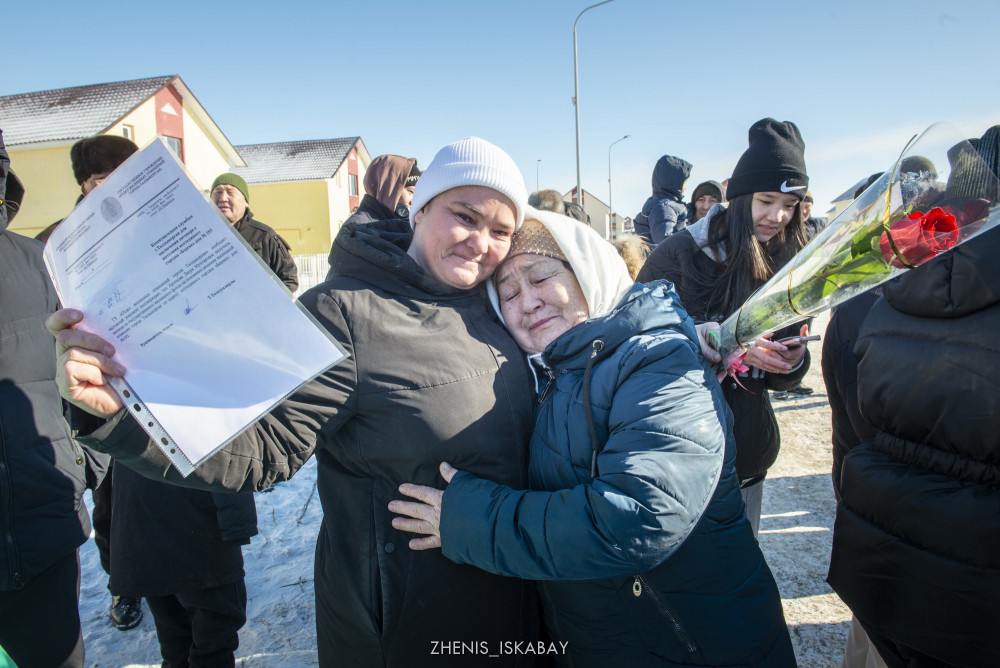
[637,118,814,535]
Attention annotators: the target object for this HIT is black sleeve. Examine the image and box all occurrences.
[265,232,299,292]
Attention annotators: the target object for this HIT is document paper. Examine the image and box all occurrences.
[44,139,347,476]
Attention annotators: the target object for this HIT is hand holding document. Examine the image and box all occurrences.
[44,139,347,476]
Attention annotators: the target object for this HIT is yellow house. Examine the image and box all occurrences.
[231,137,371,256]
[0,74,244,238]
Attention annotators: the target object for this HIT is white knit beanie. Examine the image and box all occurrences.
[409,137,527,229]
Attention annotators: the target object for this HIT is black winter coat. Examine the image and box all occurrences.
[83,219,541,667]
[0,132,107,591]
[633,156,692,246]
[325,194,397,280]
[827,227,1000,666]
[109,463,256,598]
[820,290,879,500]
[233,209,298,292]
[637,216,809,484]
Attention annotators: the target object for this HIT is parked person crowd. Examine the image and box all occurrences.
[10,100,998,668]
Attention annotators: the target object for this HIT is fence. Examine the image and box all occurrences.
[291,254,329,298]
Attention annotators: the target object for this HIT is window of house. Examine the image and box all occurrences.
[160,135,183,162]
[121,124,135,141]
[348,173,358,197]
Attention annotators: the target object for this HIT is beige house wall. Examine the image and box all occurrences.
[106,98,156,146]
[180,105,236,190]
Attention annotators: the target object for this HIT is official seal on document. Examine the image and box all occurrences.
[101,197,124,224]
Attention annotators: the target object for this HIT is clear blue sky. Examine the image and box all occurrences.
[5,0,998,219]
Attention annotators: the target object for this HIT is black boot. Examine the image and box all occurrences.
[110,595,143,630]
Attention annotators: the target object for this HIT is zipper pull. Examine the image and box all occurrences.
[632,576,642,597]
[538,369,555,404]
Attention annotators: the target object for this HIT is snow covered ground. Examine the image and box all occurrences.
[80,314,849,667]
[79,458,321,667]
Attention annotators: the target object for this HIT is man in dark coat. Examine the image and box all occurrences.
[210,173,299,292]
[0,129,108,667]
[43,134,146,631]
[633,154,692,245]
[828,125,1000,667]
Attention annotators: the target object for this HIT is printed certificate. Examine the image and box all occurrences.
[44,139,347,475]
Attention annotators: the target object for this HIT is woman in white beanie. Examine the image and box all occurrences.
[390,208,794,666]
[48,138,547,667]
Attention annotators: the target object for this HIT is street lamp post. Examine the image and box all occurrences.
[573,0,617,207]
[536,159,542,191]
[608,134,630,238]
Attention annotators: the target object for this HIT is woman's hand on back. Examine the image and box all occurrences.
[389,462,459,550]
[46,308,127,418]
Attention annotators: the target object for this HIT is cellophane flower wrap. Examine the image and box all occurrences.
[715,122,999,372]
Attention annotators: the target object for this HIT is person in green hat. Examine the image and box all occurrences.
[210,173,298,292]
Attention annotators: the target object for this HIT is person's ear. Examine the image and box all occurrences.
[412,206,424,227]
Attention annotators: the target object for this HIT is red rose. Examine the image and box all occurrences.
[879,206,959,268]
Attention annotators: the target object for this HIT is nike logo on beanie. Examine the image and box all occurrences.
[780,180,807,193]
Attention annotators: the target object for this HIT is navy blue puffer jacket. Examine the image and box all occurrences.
[441,282,793,667]
[633,155,692,246]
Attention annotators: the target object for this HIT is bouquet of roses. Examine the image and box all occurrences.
[714,122,999,374]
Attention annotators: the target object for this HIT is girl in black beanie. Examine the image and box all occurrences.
[637,118,814,535]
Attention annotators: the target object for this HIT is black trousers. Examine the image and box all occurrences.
[0,550,83,668]
[91,460,113,577]
[145,580,247,668]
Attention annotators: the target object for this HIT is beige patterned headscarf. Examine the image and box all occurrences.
[488,206,634,325]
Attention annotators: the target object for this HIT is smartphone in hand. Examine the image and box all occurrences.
[777,335,821,348]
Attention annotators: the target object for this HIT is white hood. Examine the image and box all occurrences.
[487,206,634,325]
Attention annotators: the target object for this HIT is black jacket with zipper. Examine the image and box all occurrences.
[0,130,107,592]
[828,226,1000,666]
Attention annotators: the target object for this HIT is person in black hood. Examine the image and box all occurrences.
[326,154,419,279]
[633,154,692,245]
[0,129,109,668]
